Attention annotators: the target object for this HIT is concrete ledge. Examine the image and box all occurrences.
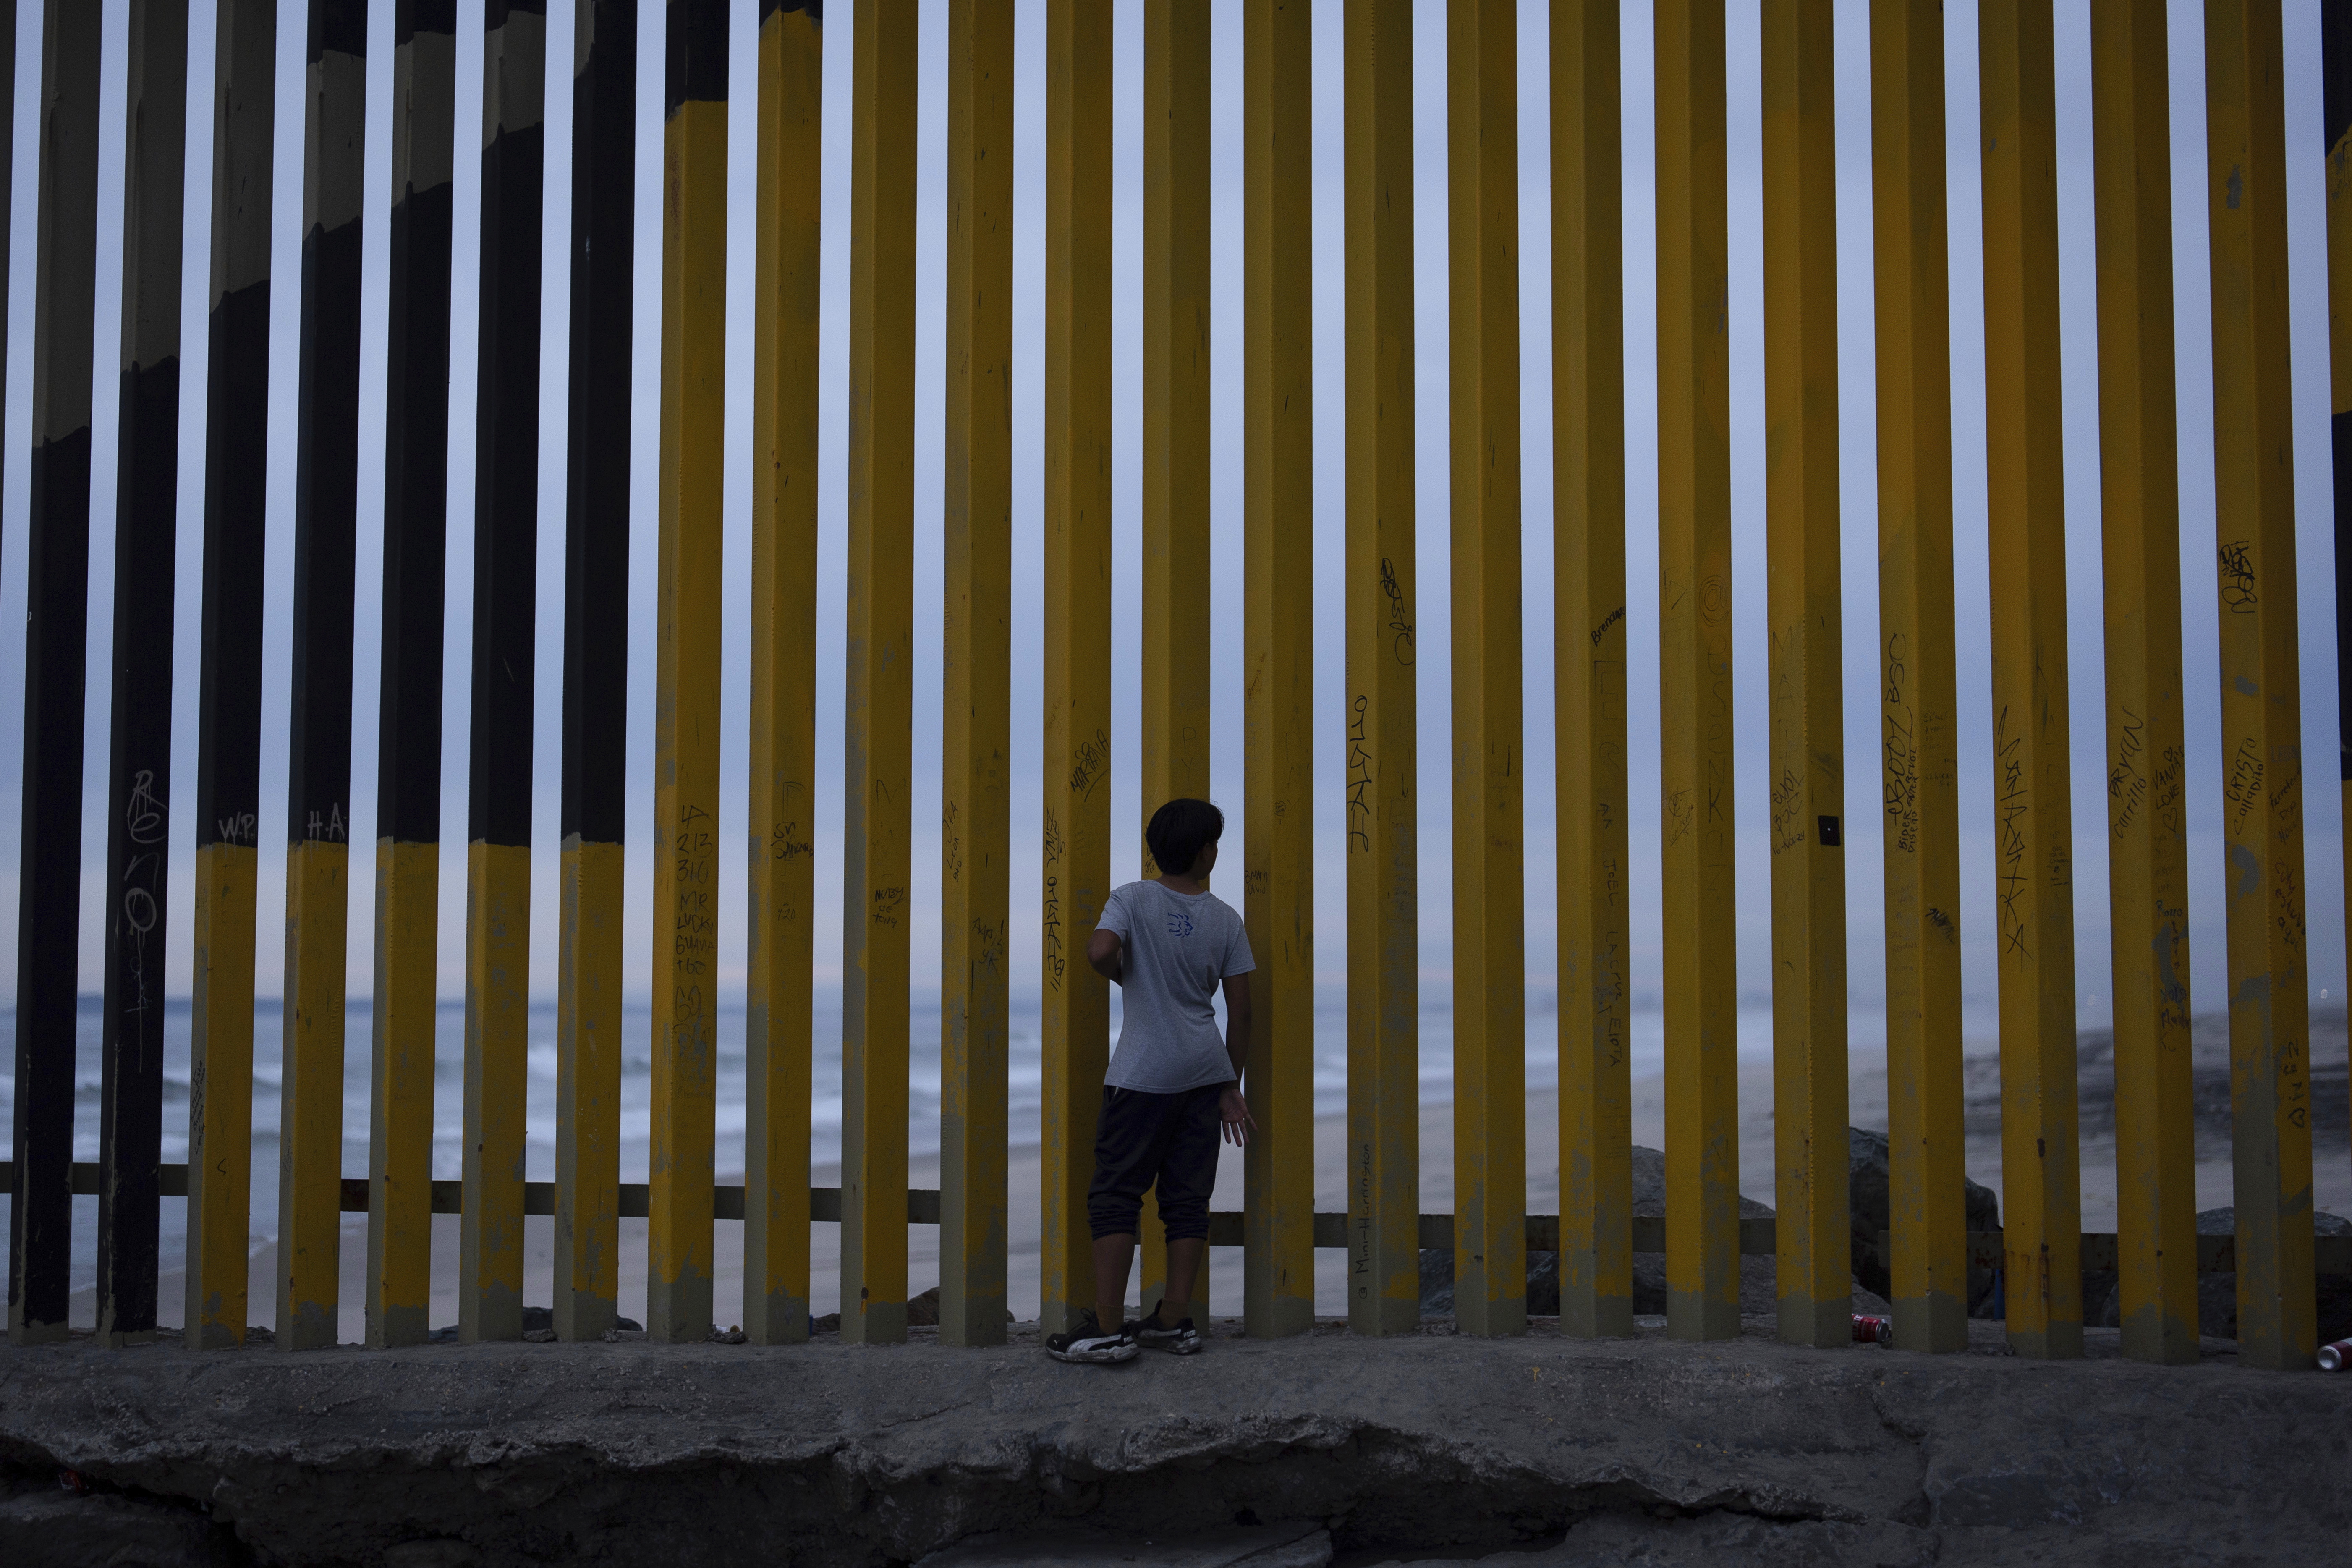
[0,1317,2343,1567]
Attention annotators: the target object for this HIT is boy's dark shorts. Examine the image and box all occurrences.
[1086,1083,1226,1243]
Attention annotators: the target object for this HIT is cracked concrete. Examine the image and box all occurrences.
[0,1315,2341,1566]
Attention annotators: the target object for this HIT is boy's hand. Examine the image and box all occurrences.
[1218,1086,1255,1146]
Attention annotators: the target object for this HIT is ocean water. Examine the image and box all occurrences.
[0,986,1787,1297]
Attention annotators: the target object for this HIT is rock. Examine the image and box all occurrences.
[2193,1206,2352,1238]
[0,1484,215,1568]
[1415,1249,1560,1318]
[1425,1150,1879,1319]
[1418,1248,1454,1316]
[1844,1126,2002,1316]
[384,1543,483,1568]
[3,1316,2342,1565]
[1355,1513,1941,1567]
[439,1311,639,1344]
[1629,1142,1776,1221]
[1526,1248,1559,1314]
[918,1519,1330,1566]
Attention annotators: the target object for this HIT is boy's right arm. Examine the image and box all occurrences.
[1088,886,1130,983]
[1086,927,1124,984]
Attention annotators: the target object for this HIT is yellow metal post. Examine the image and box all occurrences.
[279,4,369,1355]
[1653,0,1738,1343]
[1554,0,1630,1343]
[842,0,918,1348]
[1980,0,2082,1361]
[940,0,1012,1348]
[1447,0,1525,1340]
[649,0,727,1345]
[1761,0,1848,1351]
[1870,0,1965,1356]
[1138,0,1213,1319]
[2089,0,2198,1366]
[2204,0,2316,1372]
[185,0,275,1353]
[747,0,822,1349]
[1344,0,1419,1339]
[555,0,636,1345]
[1041,0,1113,1338]
[1242,0,1314,1341]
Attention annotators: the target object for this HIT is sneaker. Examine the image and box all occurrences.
[1131,1310,1203,1356]
[1045,1308,1138,1364]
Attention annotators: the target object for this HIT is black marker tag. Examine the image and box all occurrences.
[1818,816,1842,848]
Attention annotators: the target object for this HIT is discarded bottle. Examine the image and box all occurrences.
[1852,1313,1893,1346]
[2318,1338,2352,1372]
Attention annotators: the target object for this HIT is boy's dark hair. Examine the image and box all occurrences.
[1146,798,1225,879]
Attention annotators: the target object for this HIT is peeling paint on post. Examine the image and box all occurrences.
[1039,0,1112,1339]
[649,0,729,1346]
[1137,0,1213,1317]
[185,0,275,1353]
[939,0,1012,1349]
[1242,0,1315,1343]
[1761,0,1850,1352]
[369,0,455,1355]
[96,0,190,1351]
[746,0,821,1349]
[1447,0,1527,1342]
[278,0,369,1355]
[2204,0,2315,1373]
[1871,0,1966,1358]
[1979,0,2083,1362]
[1554,0,1630,1344]
[2089,0,2198,1367]
[556,0,636,1346]
[841,0,918,1349]
[460,0,546,1348]
[10,0,104,1349]
[1653,0,1739,1345]
[1344,0,1420,1340]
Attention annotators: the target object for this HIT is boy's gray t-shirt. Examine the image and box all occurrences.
[1097,879,1255,1093]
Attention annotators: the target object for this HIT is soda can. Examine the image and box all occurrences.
[2318,1338,2352,1372]
[1852,1313,1893,1346]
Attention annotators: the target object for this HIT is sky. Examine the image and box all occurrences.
[0,0,2342,1053]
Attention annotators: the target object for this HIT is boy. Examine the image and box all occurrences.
[1045,798,1255,1364]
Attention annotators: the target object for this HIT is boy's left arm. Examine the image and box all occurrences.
[1219,972,1254,1144]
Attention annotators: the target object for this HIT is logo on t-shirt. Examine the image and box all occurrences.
[1165,908,1194,939]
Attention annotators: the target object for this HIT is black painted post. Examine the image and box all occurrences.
[0,1,17,509]
[185,0,276,1351]
[367,0,456,1352]
[96,0,191,1350]
[555,0,636,1345]
[460,0,545,1344]
[8,0,105,1348]
[2327,6,2352,1098]
[278,0,369,1353]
